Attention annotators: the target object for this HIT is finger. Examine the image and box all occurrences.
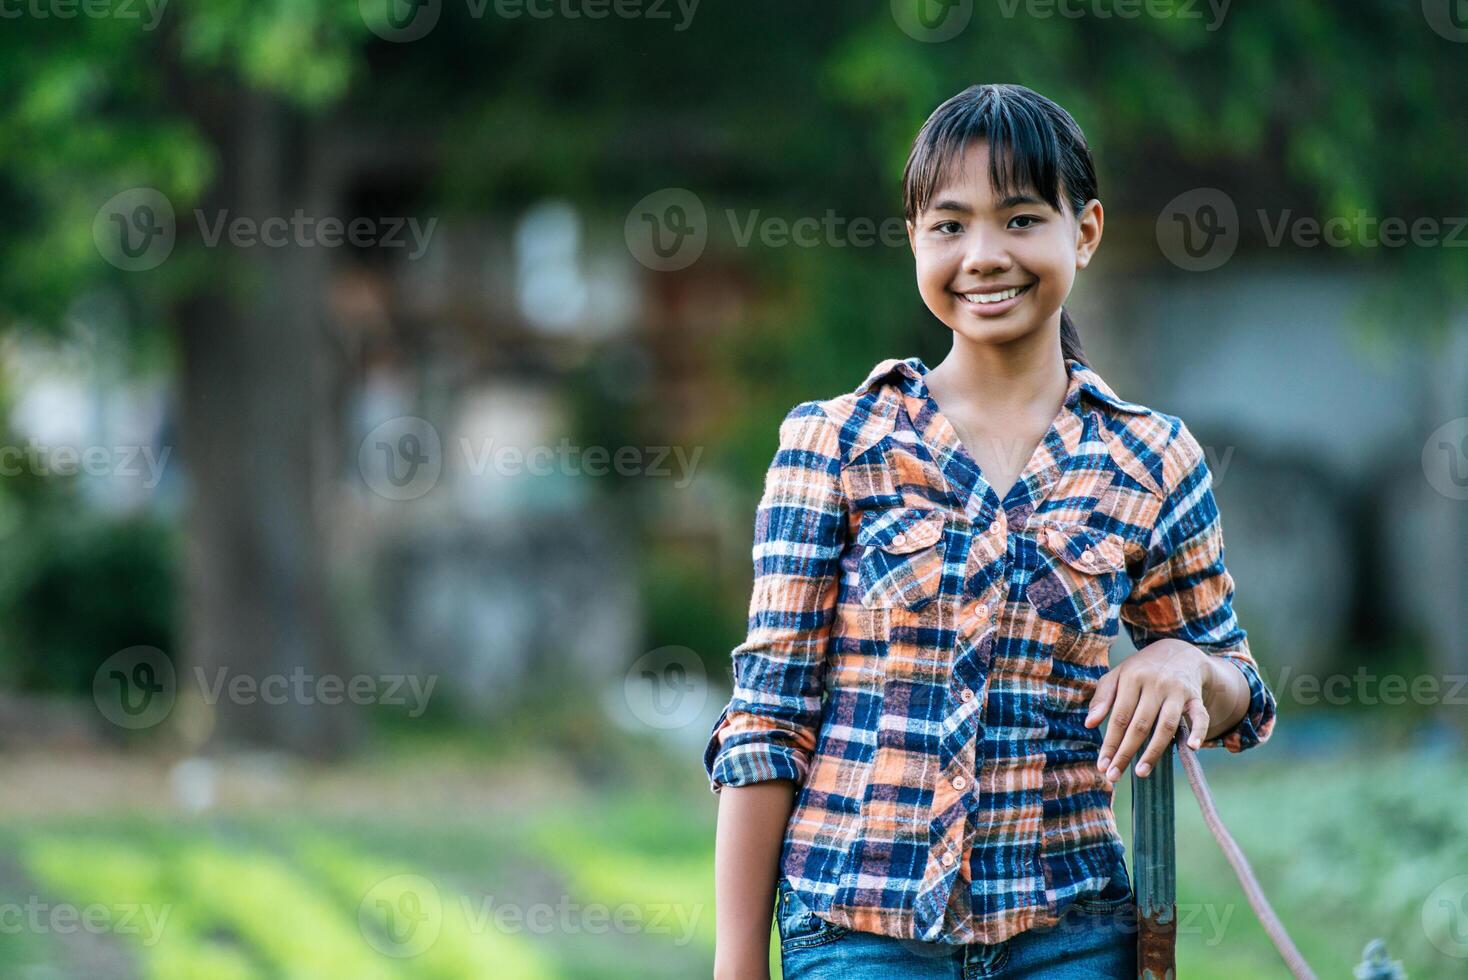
[1183,698,1209,751]
[1086,670,1118,729]
[1134,698,1184,777]
[1106,692,1161,783]
[1097,675,1140,770]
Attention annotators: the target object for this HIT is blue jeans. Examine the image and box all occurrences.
[775,871,1138,980]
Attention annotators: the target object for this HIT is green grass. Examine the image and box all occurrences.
[0,738,1461,978]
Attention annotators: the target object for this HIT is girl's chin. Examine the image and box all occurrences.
[944,313,1037,344]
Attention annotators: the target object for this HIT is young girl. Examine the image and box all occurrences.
[703,83,1276,979]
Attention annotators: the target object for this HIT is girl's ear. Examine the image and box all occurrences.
[1073,199,1103,269]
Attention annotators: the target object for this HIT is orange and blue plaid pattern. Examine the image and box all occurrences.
[702,354,1276,946]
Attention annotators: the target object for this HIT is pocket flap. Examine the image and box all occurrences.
[857,506,945,554]
[1032,521,1125,573]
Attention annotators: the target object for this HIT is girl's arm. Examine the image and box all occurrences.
[702,402,848,978]
[1099,419,1278,780]
[713,782,794,980]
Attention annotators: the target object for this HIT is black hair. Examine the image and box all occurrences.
[901,83,1097,366]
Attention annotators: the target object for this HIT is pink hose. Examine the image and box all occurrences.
[1173,717,1318,980]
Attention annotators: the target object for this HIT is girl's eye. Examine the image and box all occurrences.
[933,220,962,234]
[1010,214,1042,230]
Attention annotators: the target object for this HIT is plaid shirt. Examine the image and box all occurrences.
[702,354,1276,946]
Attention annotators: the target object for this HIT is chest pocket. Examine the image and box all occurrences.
[855,505,947,611]
[1024,521,1128,634]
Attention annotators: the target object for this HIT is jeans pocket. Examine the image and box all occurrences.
[775,876,851,951]
[1069,863,1135,914]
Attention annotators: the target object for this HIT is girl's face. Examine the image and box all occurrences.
[906,139,1102,350]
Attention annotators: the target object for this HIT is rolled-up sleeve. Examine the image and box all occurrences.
[703,401,846,794]
[1120,421,1276,753]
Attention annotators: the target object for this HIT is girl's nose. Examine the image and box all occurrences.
[960,230,1012,275]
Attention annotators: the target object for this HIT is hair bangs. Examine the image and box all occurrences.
[903,85,1071,223]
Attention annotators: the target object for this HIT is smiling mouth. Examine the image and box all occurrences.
[955,283,1034,305]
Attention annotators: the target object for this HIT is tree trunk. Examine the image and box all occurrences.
[174,83,360,757]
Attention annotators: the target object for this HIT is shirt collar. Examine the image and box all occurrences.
[853,356,926,397]
[1067,360,1150,416]
[853,355,1147,417]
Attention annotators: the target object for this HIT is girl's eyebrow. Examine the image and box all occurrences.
[930,193,1045,215]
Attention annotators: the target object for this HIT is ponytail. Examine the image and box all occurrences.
[1060,308,1088,366]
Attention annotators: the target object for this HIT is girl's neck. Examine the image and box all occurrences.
[926,329,1069,418]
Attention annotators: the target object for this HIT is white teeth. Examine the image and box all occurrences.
[961,285,1028,304]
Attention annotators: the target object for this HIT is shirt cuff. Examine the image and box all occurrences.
[1199,655,1276,753]
[703,704,814,794]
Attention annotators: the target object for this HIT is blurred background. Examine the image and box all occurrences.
[1,1,1467,977]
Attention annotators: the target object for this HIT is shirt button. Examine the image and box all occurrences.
[977,603,990,619]
[893,533,908,546]
[941,853,956,868]
[988,520,1001,536]
[952,775,967,790]
[960,689,973,702]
